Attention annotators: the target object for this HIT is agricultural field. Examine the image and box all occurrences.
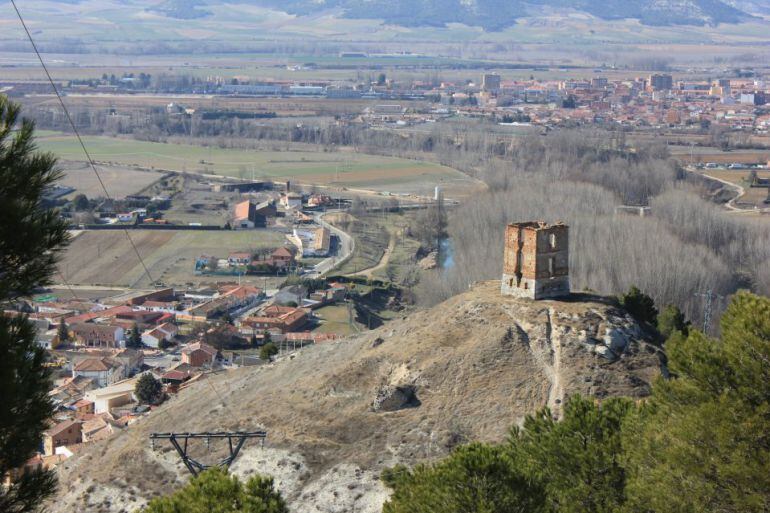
[699,169,770,184]
[697,168,770,211]
[679,148,770,165]
[57,161,162,199]
[37,133,472,194]
[59,229,286,288]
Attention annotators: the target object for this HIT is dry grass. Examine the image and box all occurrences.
[58,162,162,199]
[59,229,285,287]
[53,281,662,512]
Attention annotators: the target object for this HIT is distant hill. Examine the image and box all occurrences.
[151,0,755,29]
[50,281,664,513]
[150,0,211,19]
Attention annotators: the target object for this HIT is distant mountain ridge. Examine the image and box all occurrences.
[152,0,757,29]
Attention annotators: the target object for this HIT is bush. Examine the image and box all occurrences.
[143,468,287,513]
[259,342,278,362]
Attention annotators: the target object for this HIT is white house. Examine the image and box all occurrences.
[72,357,125,388]
[141,322,178,348]
[84,379,137,413]
[291,227,331,257]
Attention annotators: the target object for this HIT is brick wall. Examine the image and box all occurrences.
[501,222,570,300]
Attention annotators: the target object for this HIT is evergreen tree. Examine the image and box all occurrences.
[259,342,278,362]
[619,286,658,326]
[0,95,68,512]
[57,321,69,343]
[383,396,631,513]
[72,194,89,212]
[657,304,689,339]
[510,396,633,513]
[134,373,163,405]
[383,443,546,513]
[126,322,142,348]
[624,291,770,513]
[143,468,287,513]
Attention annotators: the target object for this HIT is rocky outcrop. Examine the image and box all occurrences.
[372,385,420,412]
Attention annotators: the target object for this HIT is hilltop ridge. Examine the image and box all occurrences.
[51,281,665,513]
[153,0,754,28]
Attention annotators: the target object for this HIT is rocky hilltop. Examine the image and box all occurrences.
[52,281,664,513]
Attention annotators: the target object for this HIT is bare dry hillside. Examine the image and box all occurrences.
[52,281,664,513]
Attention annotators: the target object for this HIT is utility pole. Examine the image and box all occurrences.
[149,431,267,477]
[694,289,724,334]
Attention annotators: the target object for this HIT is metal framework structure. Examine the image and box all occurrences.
[695,289,724,334]
[150,431,267,476]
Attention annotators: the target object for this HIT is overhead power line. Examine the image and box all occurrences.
[10,0,155,286]
[11,5,266,471]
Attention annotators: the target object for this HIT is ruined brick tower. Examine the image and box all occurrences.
[501,221,570,300]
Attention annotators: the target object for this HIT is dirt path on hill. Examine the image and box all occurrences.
[347,229,397,279]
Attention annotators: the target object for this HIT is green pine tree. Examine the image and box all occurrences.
[57,320,69,343]
[142,468,287,513]
[0,95,68,512]
[657,304,689,339]
[510,396,633,513]
[623,291,770,513]
[383,443,546,513]
[134,373,163,405]
[619,285,658,326]
[127,322,142,349]
[383,395,632,513]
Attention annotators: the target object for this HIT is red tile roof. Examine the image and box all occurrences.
[73,357,119,372]
[162,370,190,381]
[65,305,133,324]
[181,341,217,357]
[45,419,81,437]
[233,200,251,221]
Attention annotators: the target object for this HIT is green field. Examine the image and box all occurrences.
[37,133,466,191]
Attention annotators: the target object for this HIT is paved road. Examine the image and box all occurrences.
[307,210,355,278]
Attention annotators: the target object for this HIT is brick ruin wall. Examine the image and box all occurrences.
[501,223,570,300]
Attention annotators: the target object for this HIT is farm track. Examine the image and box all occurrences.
[346,229,397,279]
[701,172,770,215]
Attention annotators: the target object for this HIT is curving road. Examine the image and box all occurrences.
[701,172,768,215]
[308,210,355,278]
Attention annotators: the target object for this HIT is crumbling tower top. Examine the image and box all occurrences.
[501,221,570,300]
